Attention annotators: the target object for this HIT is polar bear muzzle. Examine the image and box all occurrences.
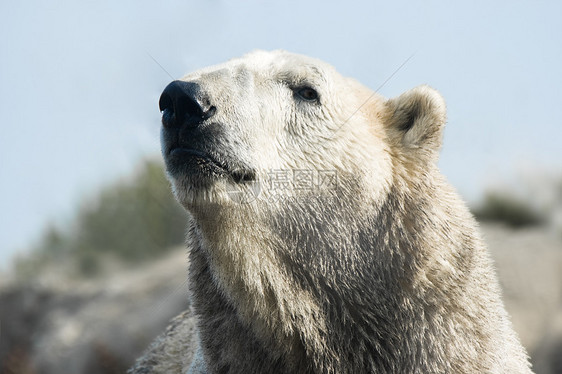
[159,80,230,184]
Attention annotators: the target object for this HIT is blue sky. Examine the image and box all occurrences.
[1,0,561,267]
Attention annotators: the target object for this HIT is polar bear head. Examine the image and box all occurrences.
[152,51,533,374]
[159,50,446,208]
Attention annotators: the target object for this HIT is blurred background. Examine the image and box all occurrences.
[1,1,561,373]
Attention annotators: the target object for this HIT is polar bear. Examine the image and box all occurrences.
[129,50,532,373]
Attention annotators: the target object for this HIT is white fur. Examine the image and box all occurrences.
[130,50,532,374]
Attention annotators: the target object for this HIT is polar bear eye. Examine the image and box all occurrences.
[295,86,319,102]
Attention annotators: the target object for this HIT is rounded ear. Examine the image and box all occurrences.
[384,85,446,161]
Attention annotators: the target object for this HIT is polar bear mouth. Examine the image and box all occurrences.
[167,146,229,173]
[165,146,256,184]
[169,147,224,166]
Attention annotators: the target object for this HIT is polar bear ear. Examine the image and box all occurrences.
[383,85,446,160]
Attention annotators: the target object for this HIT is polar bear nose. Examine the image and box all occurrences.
[159,80,216,128]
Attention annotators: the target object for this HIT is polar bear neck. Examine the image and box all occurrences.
[185,171,505,373]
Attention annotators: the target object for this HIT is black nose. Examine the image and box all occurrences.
[159,80,216,128]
